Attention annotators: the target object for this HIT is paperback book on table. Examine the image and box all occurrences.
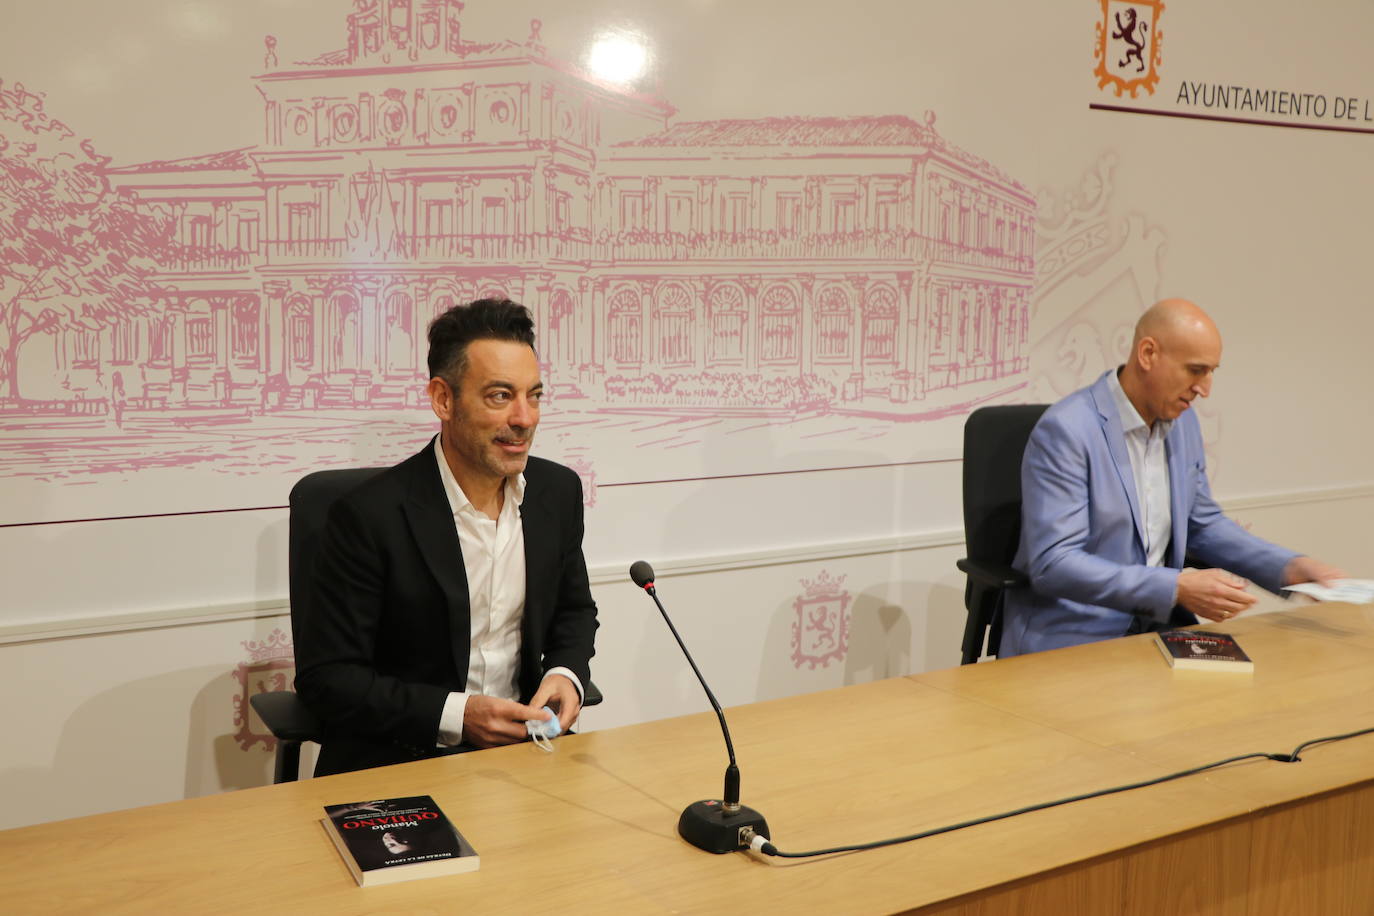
[322,795,479,887]
[1153,629,1254,673]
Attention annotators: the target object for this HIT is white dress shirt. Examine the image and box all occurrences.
[1106,368,1173,575]
[431,437,580,745]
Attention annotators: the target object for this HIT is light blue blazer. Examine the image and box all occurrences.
[999,371,1296,657]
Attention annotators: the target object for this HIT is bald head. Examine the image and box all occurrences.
[1132,298,1221,355]
[1119,298,1222,426]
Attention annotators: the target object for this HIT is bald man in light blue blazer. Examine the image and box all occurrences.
[999,300,1340,657]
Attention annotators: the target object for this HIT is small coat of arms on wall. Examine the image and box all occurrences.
[231,627,296,752]
[791,570,852,669]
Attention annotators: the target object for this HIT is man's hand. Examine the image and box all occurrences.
[530,673,582,735]
[1283,556,1346,588]
[462,695,549,749]
[1177,567,1258,622]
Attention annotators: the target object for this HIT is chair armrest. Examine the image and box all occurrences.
[250,690,323,744]
[583,680,603,708]
[957,558,1029,590]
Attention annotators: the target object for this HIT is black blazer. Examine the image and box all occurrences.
[295,442,599,776]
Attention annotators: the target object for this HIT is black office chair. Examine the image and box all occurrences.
[955,404,1048,663]
[251,469,382,783]
[251,467,602,782]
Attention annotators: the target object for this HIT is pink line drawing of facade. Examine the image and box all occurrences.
[0,0,1035,513]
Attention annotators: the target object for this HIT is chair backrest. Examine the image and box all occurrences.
[961,405,1048,568]
[959,404,1048,661]
[287,467,387,647]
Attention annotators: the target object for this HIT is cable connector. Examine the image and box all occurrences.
[740,826,777,855]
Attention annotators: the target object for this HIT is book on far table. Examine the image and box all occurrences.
[322,795,479,887]
[1154,629,1254,673]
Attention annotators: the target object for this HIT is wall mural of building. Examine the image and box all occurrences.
[1,0,1034,520]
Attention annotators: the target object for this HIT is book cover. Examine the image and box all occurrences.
[322,796,479,887]
[1153,629,1254,673]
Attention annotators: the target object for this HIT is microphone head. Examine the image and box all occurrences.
[629,560,655,588]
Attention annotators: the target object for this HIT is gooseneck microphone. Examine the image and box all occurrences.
[629,560,770,853]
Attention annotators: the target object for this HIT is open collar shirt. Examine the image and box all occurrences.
[431,437,579,745]
[1106,368,1173,571]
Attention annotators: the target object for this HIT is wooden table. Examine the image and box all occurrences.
[5,603,1374,915]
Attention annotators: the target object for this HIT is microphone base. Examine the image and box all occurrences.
[678,800,770,854]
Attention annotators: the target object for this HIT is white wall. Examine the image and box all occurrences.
[3,0,1373,829]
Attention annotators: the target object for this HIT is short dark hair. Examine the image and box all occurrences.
[427,298,536,384]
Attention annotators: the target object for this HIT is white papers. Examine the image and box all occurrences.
[1284,579,1374,605]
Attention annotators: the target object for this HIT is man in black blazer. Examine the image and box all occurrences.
[296,299,599,776]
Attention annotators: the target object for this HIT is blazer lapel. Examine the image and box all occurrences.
[519,468,554,644]
[1091,376,1148,553]
[1165,424,1190,568]
[401,442,471,675]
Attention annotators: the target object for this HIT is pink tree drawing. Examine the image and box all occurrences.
[0,79,173,403]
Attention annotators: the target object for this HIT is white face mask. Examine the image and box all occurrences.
[527,706,562,752]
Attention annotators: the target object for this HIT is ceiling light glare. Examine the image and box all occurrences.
[586,32,650,85]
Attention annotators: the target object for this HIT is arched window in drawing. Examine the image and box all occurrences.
[655,283,694,367]
[759,284,798,363]
[956,291,970,357]
[553,191,573,235]
[424,198,455,242]
[830,195,857,234]
[236,213,260,254]
[187,214,211,251]
[232,297,260,366]
[184,298,214,367]
[149,314,174,368]
[930,286,951,357]
[481,197,509,256]
[285,201,321,252]
[665,193,693,235]
[721,192,749,236]
[619,190,645,232]
[608,287,642,365]
[708,283,746,364]
[875,189,899,233]
[775,193,802,237]
[1005,294,1020,361]
[814,285,852,360]
[326,290,361,373]
[548,288,576,369]
[384,289,414,373]
[287,295,314,370]
[862,286,898,361]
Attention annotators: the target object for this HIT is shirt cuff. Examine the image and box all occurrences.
[437,691,473,747]
[543,666,584,703]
